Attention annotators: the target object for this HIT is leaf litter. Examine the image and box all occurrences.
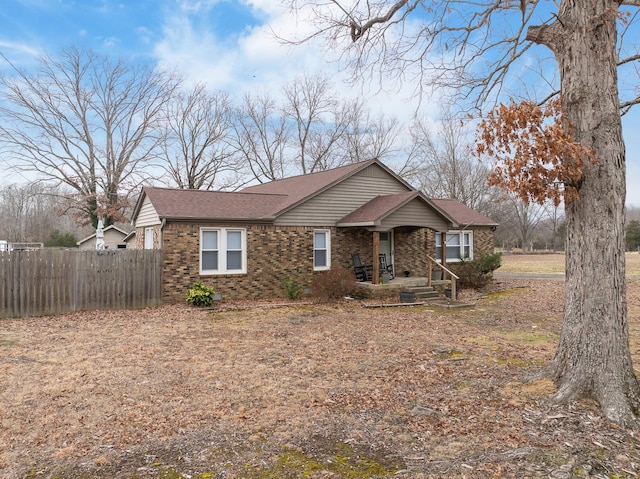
[0,278,639,478]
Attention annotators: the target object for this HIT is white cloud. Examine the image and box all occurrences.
[153,0,440,123]
[0,40,41,58]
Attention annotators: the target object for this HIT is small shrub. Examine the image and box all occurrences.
[44,229,78,248]
[454,252,502,289]
[474,252,502,274]
[282,272,305,300]
[455,260,491,289]
[311,267,359,301]
[185,281,217,307]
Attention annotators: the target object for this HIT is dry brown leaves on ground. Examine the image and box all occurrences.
[1,279,640,478]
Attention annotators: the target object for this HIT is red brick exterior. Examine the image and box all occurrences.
[136,222,493,303]
[472,226,495,257]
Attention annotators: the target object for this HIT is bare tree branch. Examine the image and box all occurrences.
[0,47,180,227]
[158,84,240,190]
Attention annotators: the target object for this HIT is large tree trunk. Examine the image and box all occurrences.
[528,0,640,425]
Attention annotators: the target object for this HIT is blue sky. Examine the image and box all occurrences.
[0,0,639,207]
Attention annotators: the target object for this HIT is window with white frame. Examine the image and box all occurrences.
[144,227,154,249]
[200,228,246,274]
[435,231,473,262]
[314,229,331,270]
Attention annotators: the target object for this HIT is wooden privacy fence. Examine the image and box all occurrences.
[0,249,162,318]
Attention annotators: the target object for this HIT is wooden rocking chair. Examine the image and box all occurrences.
[379,253,394,279]
[352,253,372,282]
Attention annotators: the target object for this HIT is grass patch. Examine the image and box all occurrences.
[500,252,640,276]
[244,443,403,478]
[508,330,559,344]
[482,287,529,301]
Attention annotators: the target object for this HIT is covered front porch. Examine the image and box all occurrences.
[351,250,460,301]
[336,190,460,294]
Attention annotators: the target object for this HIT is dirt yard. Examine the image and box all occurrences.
[1,274,640,477]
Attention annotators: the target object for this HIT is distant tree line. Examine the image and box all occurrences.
[1,46,638,251]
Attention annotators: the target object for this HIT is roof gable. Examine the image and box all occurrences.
[338,192,418,225]
[242,159,414,217]
[76,225,128,246]
[337,192,456,230]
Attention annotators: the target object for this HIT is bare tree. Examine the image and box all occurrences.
[232,92,291,183]
[282,74,347,173]
[159,84,239,190]
[338,97,400,163]
[402,110,496,211]
[0,46,180,227]
[628,206,640,223]
[542,200,565,252]
[508,195,545,252]
[283,0,640,424]
[0,183,83,242]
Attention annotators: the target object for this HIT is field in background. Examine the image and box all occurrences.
[499,252,640,276]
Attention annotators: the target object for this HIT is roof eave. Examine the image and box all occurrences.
[159,215,277,223]
[131,188,149,225]
[336,221,377,228]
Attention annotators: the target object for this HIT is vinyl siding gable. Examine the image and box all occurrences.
[381,197,450,230]
[135,196,162,228]
[275,163,410,226]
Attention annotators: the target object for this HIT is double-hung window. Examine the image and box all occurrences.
[314,229,331,271]
[435,231,473,262]
[200,228,246,274]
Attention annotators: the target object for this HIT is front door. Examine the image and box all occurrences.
[379,231,393,275]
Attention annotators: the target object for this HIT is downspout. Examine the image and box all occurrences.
[160,218,166,247]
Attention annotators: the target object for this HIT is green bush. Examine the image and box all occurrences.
[185,282,217,307]
[627,220,640,251]
[474,252,502,274]
[282,272,305,300]
[454,252,502,289]
[44,229,78,248]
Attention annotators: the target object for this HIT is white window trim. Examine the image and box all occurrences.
[144,227,154,249]
[200,228,247,275]
[435,230,473,262]
[313,229,331,271]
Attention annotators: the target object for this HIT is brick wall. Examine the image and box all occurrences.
[134,225,161,250]
[161,223,329,303]
[473,226,495,256]
[154,222,494,302]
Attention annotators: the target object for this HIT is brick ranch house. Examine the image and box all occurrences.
[130,159,498,302]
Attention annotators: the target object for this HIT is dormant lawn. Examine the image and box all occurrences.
[1,255,640,478]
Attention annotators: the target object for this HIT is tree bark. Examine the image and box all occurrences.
[529,0,640,425]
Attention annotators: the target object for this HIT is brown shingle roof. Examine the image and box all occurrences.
[430,199,498,227]
[241,159,379,214]
[142,186,287,220]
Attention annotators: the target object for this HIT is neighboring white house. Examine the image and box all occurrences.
[76,225,129,250]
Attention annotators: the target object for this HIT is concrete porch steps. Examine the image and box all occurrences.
[405,285,440,301]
